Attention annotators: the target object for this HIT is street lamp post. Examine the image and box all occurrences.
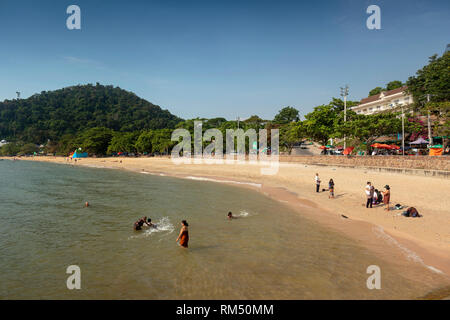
[426,94,432,147]
[340,85,349,150]
[401,105,405,156]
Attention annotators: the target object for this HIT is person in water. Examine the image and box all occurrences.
[85,202,90,207]
[176,220,189,248]
[146,218,157,228]
[227,212,234,220]
[133,216,151,231]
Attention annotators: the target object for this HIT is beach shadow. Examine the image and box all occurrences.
[334,193,347,198]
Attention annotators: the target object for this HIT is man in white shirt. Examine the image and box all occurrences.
[315,173,321,193]
[365,182,373,208]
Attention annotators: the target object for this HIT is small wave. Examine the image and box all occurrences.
[372,226,445,275]
[185,176,262,188]
[141,171,166,177]
[235,210,257,218]
[128,217,174,240]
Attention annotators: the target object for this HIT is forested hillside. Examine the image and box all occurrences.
[0,83,181,143]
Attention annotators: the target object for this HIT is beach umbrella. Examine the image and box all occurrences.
[343,146,354,155]
[389,145,400,150]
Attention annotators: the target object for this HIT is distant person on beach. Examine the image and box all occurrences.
[328,179,334,199]
[365,182,374,208]
[315,173,321,193]
[176,220,189,248]
[383,185,391,211]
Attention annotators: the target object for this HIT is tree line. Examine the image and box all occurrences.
[1,52,448,156]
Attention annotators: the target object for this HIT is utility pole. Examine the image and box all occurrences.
[340,85,349,149]
[237,116,240,130]
[426,94,432,147]
[401,105,405,156]
[16,92,21,99]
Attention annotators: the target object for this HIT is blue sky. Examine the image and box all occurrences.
[0,0,449,120]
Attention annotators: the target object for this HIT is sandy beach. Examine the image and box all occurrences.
[5,155,450,294]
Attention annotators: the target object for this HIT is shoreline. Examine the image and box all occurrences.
[4,156,450,296]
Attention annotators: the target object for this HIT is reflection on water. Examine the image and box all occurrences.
[0,160,446,299]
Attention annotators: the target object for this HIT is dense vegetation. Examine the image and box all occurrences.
[0,83,181,143]
[0,52,448,156]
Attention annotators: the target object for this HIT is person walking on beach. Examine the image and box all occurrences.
[365,182,374,208]
[383,185,391,211]
[176,220,189,248]
[315,173,321,193]
[328,179,335,199]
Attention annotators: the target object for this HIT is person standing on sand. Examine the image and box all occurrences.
[383,185,391,211]
[315,173,321,193]
[365,182,373,208]
[328,179,335,199]
[176,220,189,248]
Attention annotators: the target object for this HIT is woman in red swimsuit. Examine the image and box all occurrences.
[176,220,189,248]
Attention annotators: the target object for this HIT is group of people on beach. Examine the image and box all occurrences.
[314,173,391,210]
[365,182,390,210]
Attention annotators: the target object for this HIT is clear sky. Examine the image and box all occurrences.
[0,0,449,120]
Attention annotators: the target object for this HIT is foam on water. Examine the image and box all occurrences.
[184,176,262,188]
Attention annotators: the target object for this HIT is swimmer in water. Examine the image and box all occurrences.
[146,218,157,229]
[227,211,234,220]
[85,202,90,207]
[133,216,151,231]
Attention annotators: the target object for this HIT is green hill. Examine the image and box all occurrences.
[0,83,182,143]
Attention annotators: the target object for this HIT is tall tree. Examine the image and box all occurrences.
[386,80,404,91]
[368,87,384,96]
[280,122,305,154]
[79,127,114,155]
[273,107,300,125]
[303,104,337,145]
[407,52,450,106]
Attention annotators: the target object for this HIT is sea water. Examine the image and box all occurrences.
[0,159,446,299]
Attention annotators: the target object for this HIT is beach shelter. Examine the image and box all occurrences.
[72,150,88,158]
[343,146,354,155]
[410,137,429,145]
[319,146,328,149]
[389,145,400,150]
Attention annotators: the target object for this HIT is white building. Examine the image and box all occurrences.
[352,86,413,115]
[0,140,8,147]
